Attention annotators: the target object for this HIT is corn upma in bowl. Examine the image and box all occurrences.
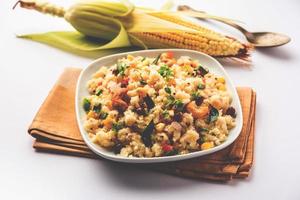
[76,49,243,163]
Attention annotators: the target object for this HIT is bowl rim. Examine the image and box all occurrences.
[75,49,243,163]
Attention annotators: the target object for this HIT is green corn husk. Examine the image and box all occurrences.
[17,0,139,57]
[17,31,140,58]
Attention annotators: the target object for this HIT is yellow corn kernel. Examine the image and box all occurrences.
[201,142,214,150]
[127,54,134,61]
[218,85,226,91]
[89,81,97,90]
[217,77,226,83]
[87,111,96,119]
[102,116,113,129]
[183,65,193,73]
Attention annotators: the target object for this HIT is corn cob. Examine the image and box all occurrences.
[130,12,250,58]
[15,0,252,62]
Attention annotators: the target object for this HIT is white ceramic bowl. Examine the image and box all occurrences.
[75,49,243,163]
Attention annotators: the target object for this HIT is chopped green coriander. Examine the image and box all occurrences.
[198,83,205,89]
[162,110,170,119]
[164,87,172,94]
[195,65,209,77]
[112,122,124,132]
[200,127,209,132]
[152,54,161,65]
[191,91,200,100]
[164,149,178,156]
[116,62,128,76]
[140,79,147,85]
[96,89,103,96]
[173,100,184,112]
[191,92,204,106]
[93,103,102,113]
[83,98,91,112]
[167,95,175,101]
[165,95,175,108]
[99,112,108,119]
[158,65,173,78]
[141,57,146,62]
[197,136,205,144]
[165,95,185,112]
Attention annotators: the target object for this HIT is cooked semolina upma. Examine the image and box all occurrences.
[83,52,237,157]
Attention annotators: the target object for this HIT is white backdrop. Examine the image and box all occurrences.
[1,0,300,199]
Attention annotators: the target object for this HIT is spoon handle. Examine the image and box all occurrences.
[178,5,250,36]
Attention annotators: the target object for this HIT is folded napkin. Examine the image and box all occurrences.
[29,68,256,182]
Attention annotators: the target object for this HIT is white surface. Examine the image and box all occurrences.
[1,0,300,199]
[76,49,243,163]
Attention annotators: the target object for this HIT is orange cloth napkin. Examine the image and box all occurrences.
[29,68,256,182]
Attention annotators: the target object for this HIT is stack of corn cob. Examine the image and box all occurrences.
[15,0,252,62]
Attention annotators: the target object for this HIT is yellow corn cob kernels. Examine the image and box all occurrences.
[201,142,215,150]
[149,12,222,39]
[130,13,251,58]
[87,111,97,119]
[217,77,226,83]
[130,31,243,57]
[217,84,226,91]
[102,116,113,129]
[127,54,134,61]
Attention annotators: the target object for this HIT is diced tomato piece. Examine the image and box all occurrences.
[165,51,174,59]
[130,63,136,67]
[120,77,129,88]
[162,144,173,152]
[97,81,102,86]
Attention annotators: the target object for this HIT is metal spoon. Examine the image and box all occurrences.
[178,5,291,47]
